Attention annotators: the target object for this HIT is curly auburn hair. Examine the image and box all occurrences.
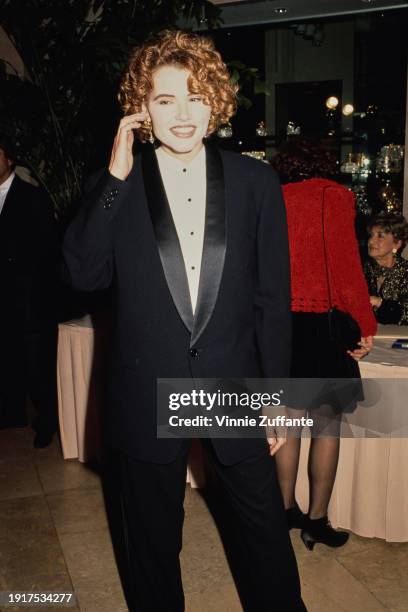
[119,30,238,142]
[367,213,408,251]
[270,137,338,184]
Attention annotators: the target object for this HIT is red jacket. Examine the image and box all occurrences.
[283,178,377,337]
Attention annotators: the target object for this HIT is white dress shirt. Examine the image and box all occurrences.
[0,172,15,216]
[156,146,206,314]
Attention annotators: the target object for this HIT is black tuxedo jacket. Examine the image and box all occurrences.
[63,143,291,464]
[0,175,58,332]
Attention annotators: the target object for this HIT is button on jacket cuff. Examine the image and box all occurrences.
[99,172,124,209]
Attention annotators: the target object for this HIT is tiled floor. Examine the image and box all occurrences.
[1,427,407,611]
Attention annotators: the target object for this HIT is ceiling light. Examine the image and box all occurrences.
[342,104,354,116]
[274,7,288,14]
[326,96,339,110]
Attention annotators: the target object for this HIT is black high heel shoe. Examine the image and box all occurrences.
[301,516,349,550]
[286,502,306,530]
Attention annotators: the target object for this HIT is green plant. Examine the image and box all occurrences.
[228,59,270,111]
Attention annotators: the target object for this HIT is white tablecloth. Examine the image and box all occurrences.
[57,322,103,462]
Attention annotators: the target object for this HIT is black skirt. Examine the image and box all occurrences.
[290,312,363,414]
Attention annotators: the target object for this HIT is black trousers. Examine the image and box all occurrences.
[0,326,58,434]
[118,441,306,612]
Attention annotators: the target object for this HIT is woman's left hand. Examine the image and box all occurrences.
[347,336,373,361]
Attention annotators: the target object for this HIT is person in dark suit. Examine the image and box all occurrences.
[63,31,306,612]
[0,135,59,447]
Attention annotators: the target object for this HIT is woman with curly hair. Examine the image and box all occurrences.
[64,30,306,612]
[271,138,377,550]
[365,213,408,325]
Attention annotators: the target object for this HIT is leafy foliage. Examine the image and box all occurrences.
[228,60,270,110]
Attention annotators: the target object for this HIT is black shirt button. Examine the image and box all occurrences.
[189,348,198,358]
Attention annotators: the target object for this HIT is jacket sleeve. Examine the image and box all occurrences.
[254,166,292,378]
[326,187,377,337]
[62,169,129,292]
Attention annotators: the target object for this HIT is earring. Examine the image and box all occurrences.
[392,248,398,255]
[217,121,233,139]
[143,119,154,144]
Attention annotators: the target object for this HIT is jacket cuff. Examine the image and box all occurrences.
[84,169,128,212]
[98,170,126,210]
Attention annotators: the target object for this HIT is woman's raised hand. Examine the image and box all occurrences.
[109,112,148,181]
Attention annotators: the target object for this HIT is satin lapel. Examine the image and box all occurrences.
[190,143,226,347]
[141,144,194,333]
